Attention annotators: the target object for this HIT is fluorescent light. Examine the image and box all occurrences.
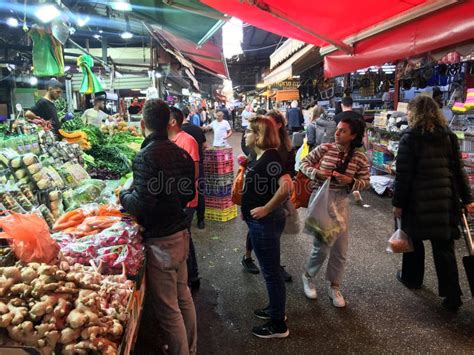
[155,72,162,78]
[76,16,90,27]
[64,66,71,72]
[121,31,133,39]
[35,4,60,23]
[6,17,18,27]
[167,83,172,87]
[110,1,132,11]
[115,71,123,78]
[93,34,101,39]
[99,30,103,34]
[256,83,266,89]
[30,77,38,86]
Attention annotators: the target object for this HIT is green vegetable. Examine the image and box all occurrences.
[87,145,132,176]
[81,125,104,146]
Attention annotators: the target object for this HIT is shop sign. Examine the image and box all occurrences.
[270,79,299,90]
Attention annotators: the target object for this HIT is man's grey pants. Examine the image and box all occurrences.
[146,230,197,355]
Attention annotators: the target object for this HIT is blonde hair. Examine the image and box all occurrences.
[407,96,447,132]
[250,116,280,150]
[312,106,325,122]
[291,100,298,108]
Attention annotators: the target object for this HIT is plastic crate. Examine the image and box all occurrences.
[205,205,238,222]
[204,147,233,162]
[205,172,234,187]
[204,159,234,175]
[205,195,234,209]
[205,184,232,197]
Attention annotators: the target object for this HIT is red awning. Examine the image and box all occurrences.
[152,25,229,79]
[324,1,474,77]
[200,0,431,52]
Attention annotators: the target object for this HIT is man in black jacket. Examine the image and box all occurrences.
[120,99,197,354]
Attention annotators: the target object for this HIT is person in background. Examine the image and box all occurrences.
[191,108,201,126]
[169,107,202,291]
[300,117,369,307]
[306,106,326,151]
[334,96,363,124]
[119,99,197,354]
[432,87,454,122]
[392,95,474,311]
[199,107,208,125]
[25,78,63,134]
[308,106,337,151]
[81,93,112,127]
[128,97,143,115]
[286,100,304,133]
[241,104,256,156]
[182,110,208,230]
[205,110,233,147]
[242,116,292,338]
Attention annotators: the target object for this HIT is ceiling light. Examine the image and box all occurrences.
[6,17,19,27]
[115,71,123,78]
[110,0,132,12]
[93,34,101,39]
[121,31,133,39]
[167,83,172,87]
[99,30,103,34]
[64,66,71,72]
[30,77,38,86]
[35,4,61,23]
[256,83,266,89]
[155,72,162,78]
[76,16,90,27]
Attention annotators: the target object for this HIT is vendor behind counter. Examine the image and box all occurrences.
[25,78,63,133]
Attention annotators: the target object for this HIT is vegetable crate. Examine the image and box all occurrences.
[205,172,234,187]
[204,147,233,162]
[205,195,234,209]
[203,159,233,175]
[205,184,232,197]
[205,205,238,222]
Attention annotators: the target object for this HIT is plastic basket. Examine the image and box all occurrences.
[205,195,234,209]
[205,184,232,197]
[205,205,238,222]
[203,160,234,175]
[204,147,233,162]
[205,172,234,187]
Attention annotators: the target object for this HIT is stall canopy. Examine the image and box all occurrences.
[324,1,474,77]
[150,25,229,79]
[132,0,227,46]
[274,90,299,102]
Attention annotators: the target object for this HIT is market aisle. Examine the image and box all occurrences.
[135,133,474,354]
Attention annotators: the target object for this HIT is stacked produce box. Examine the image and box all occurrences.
[203,148,237,222]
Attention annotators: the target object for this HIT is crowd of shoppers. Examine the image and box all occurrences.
[117,95,472,353]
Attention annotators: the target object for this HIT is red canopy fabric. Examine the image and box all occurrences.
[154,26,229,78]
[200,0,428,48]
[324,1,474,77]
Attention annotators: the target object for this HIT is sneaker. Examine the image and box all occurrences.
[280,266,293,282]
[252,321,289,339]
[197,220,205,229]
[254,307,288,321]
[242,256,260,274]
[301,274,317,300]
[328,286,346,308]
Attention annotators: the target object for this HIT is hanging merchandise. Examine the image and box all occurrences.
[77,55,104,94]
[30,27,64,77]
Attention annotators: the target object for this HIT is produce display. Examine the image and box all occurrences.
[0,260,134,354]
[101,121,140,137]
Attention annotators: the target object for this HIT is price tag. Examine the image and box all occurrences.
[455,131,465,140]
[396,102,408,113]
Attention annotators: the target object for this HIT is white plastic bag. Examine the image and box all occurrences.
[387,218,413,253]
[283,200,300,235]
[304,179,342,246]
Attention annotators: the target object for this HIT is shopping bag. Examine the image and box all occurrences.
[304,179,342,246]
[386,218,413,253]
[283,200,300,234]
[461,212,474,296]
[231,165,245,205]
[0,211,60,264]
[294,140,309,172]
[290,171,312,209]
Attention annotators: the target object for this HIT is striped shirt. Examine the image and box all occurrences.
[300,143,370,191]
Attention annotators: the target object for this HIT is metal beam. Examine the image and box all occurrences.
[251,0,353,55]
[319,0,462,55]
[197,19,226,47]
[163,0,229,22]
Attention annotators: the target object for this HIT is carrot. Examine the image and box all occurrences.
[53,219,84,232]
[54,210,84,226]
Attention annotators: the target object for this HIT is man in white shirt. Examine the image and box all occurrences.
[206,110,232,147]
[81,94,110,127]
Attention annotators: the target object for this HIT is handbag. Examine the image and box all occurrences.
[290,171,312,209]
[283,200,300,234]
[231,165,245,205]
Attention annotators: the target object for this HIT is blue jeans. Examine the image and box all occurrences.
[245,208,286,321]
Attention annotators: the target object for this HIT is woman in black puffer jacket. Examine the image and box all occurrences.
[392,95,474,311]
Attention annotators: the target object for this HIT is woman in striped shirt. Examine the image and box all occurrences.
[300,117,370,307]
